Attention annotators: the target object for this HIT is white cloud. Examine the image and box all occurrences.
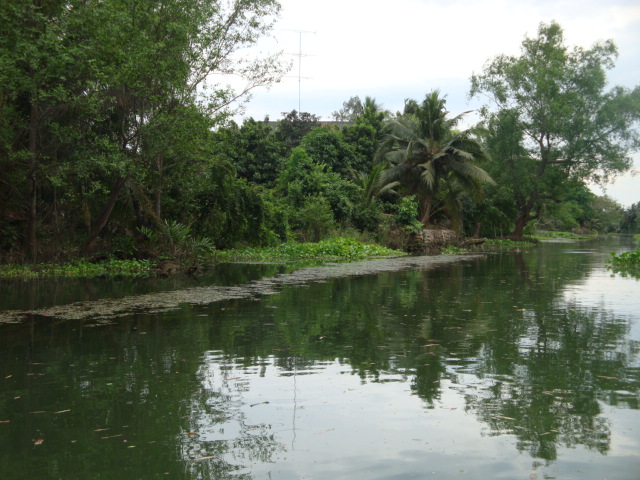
[240,0,639,115]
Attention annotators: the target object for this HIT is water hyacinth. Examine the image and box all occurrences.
[215,237,404,262]
[607,250,640,278]
[0,258,156,279]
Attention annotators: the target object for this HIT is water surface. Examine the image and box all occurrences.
[1,237,638,479]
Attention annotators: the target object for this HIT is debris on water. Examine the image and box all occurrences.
[0,255,477,324]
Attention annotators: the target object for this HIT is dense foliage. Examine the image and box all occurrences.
[377,90,494,231]
[0,0,287,260]
[469,22,640,238]
[1,11,639,266]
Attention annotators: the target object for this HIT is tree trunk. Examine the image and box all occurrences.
[154,155,162,218]
[85,175,129,254]
[512,215,528,239]
[511,189,540,239]
[512,202,538,238]
[154,188,161,219]
[26,101,39,260]
[420,197,432,226]
[472,222,481,239]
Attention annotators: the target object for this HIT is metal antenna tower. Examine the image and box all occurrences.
[283,30,316,112]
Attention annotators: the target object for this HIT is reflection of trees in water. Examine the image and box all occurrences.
[180,356,285,480]
[210,244,638,462]
[462,302,633,460]
[2,242,636,476]
[426,249,637,461]
[147,242,638,467]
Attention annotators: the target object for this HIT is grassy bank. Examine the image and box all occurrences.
[215,237,405,262]
[0,238,404,279]
[0,258,157,279]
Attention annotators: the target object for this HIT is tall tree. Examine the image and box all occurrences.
[342,96,388,172]
[377,91,493,230]
[0,0,287,256]
[300,125,359,176]
[274,110,320,152]
[332,96,363,122]
[212,118,285,188]
[0,0,84,258]
[470,21,640,238]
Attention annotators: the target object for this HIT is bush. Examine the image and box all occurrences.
[392,196,423,234]
[192,161,275,248]
[290,197,336,242]
[140,220,215,265]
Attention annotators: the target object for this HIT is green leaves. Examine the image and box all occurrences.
[377,90,493,229]
[469,21,640,237]
[216,237,404,262]
[606,250,640,278]
[0,258,155,279]
[1,0,287,258]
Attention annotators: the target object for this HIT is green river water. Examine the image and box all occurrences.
[1,237,638,479]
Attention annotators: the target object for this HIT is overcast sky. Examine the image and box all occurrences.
[234,0,640,206]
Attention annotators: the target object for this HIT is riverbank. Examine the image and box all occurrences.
[0,236,542,280]
[0,237,404,279]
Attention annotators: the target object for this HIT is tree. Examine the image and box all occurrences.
[212,118,285,188]
[299,125,359,176]
[377,91,494,230]
[620,202,639,233]
[470,21,640,238]
[587,195,623,233]
[342,96,389,172]
[0,0,86,258]
[190,160,274,248]
[332,96,364,122]
[0,0,287,257]
[277,147,358,236]
[274,110,320,152]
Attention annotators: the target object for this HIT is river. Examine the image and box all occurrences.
[0,237,638,479]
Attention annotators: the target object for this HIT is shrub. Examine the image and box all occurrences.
[140,220,215,264]
[392,196,423,234]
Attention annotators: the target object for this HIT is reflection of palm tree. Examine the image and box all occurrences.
[377,90,494,229]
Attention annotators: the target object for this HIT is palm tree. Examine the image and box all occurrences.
[349,163,399,206]
[377,90,494,230]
